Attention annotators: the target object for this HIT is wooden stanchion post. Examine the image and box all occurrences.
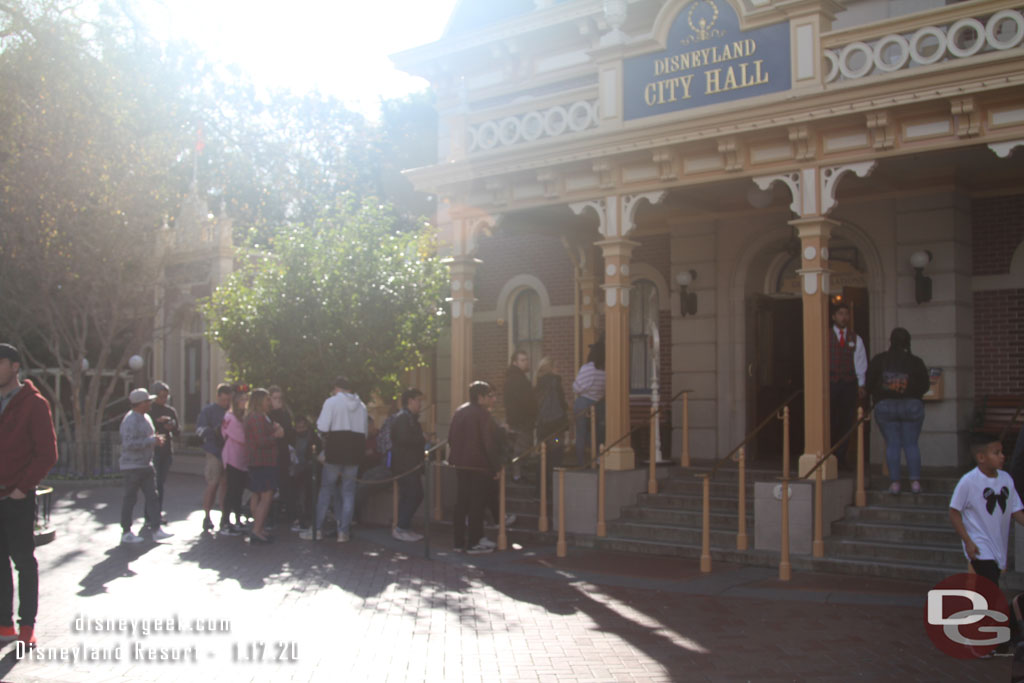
[539,443,549,532]
[856,407,866,507]
[498,466,508,550]
[700,475,711,573]
[648,402,657,494]
[780,406,791,581]
[813,454,824,558]
[737,446,748,551]
[597,451,606,537]
[556,468,567,558]
[392,480,399,531]
[590,405,597,469]
[433,446,443,521]
[682,392,690,467]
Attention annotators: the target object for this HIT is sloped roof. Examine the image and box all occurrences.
[443,0,565,36]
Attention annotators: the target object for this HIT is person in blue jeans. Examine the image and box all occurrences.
[301,376,367,543]
[572,341,605,467]
[866,327,930,494]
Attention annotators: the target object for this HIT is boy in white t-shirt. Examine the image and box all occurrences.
[949,433,1024,587]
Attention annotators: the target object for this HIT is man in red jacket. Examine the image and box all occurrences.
[0,343,57,648]
[448,381,501,554]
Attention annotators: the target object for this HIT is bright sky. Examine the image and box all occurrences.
[141,0,460,119]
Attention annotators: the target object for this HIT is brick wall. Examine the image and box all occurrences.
[474,230,574,310]
[972,195,1024,276]
[974,289,1024,395]
[973,194,1024,396]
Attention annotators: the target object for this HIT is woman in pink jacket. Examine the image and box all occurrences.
[220,390,249,536]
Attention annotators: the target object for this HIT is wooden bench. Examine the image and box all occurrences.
[974,395,1024,456]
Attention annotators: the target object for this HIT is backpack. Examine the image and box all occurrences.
[377,413,397,465]
[536,378,565,425]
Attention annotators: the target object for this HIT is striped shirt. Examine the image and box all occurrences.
[572,362,606,401]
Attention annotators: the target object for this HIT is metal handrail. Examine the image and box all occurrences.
[800,407,873,481]
[552,387,692,471]
[700,389,803,480]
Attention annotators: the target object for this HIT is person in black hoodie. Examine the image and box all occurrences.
[503,350,537,480]
[866,327,930,495]
[390,388,427,542]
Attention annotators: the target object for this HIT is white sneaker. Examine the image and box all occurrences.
[121,531,143,544]
[337,531,350,543]
[393,528,423,542]
[476,537,496,549]
[299,529,316,541]
[466,543,494,555]
[151,528,174,541]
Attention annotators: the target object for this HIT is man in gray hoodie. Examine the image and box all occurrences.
[119,389,174,544]
[301,376,367,543]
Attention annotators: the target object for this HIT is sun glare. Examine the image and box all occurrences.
[141,0,458,118]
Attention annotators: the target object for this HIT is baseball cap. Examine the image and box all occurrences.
[0,344,21,363]
[150,381,170,394]
[130,388,157,404]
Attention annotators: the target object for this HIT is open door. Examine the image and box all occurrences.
[747,295,804,464]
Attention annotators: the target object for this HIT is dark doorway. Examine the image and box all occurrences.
[746,295,804,464]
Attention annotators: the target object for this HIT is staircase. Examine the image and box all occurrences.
[819,468,1024,590]
[589,461,1024,589]
[594,460,768,561]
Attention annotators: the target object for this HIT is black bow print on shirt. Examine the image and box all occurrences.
[984,487,1010,514]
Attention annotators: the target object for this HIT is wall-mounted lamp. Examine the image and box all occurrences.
[676,270,698,316]
[910,250,932,304]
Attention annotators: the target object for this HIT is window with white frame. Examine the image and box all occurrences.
[512,288,542,372]
[629,279,658,391]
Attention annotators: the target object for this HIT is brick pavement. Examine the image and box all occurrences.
[0,473,1011,682]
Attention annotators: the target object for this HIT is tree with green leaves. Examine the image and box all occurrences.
[201,197,448,419]
[0,1,193,473]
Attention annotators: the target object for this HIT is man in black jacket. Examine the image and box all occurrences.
[503,350,536,480]
[391,388,426,542]
[148,381,178,522]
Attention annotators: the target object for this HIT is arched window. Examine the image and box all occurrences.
[630,279,658,391]
[512,289,542,372]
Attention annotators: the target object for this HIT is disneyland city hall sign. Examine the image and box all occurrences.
[624,0,791,121]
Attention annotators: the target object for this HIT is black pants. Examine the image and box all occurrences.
[121,467,159,533]
[224,465,247,526]
[291,466,313,527]
[397,470,423,530]
[0,494,38,627]
[453,470,490,549]
[154,450,172,512]
[830,381,858,465]
[971,559,1002,587]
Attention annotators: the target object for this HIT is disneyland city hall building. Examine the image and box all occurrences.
[389,0,1024,580]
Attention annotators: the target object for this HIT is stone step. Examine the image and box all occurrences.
[659,479,761,498]
[636,492,754,513]
[605,520,738,547]
[825,537,965,567]
[619,505,745,529]
[864,490,952,508]
[592,535,1024,589]
[830,520,960,546]
[842,504,951,527]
